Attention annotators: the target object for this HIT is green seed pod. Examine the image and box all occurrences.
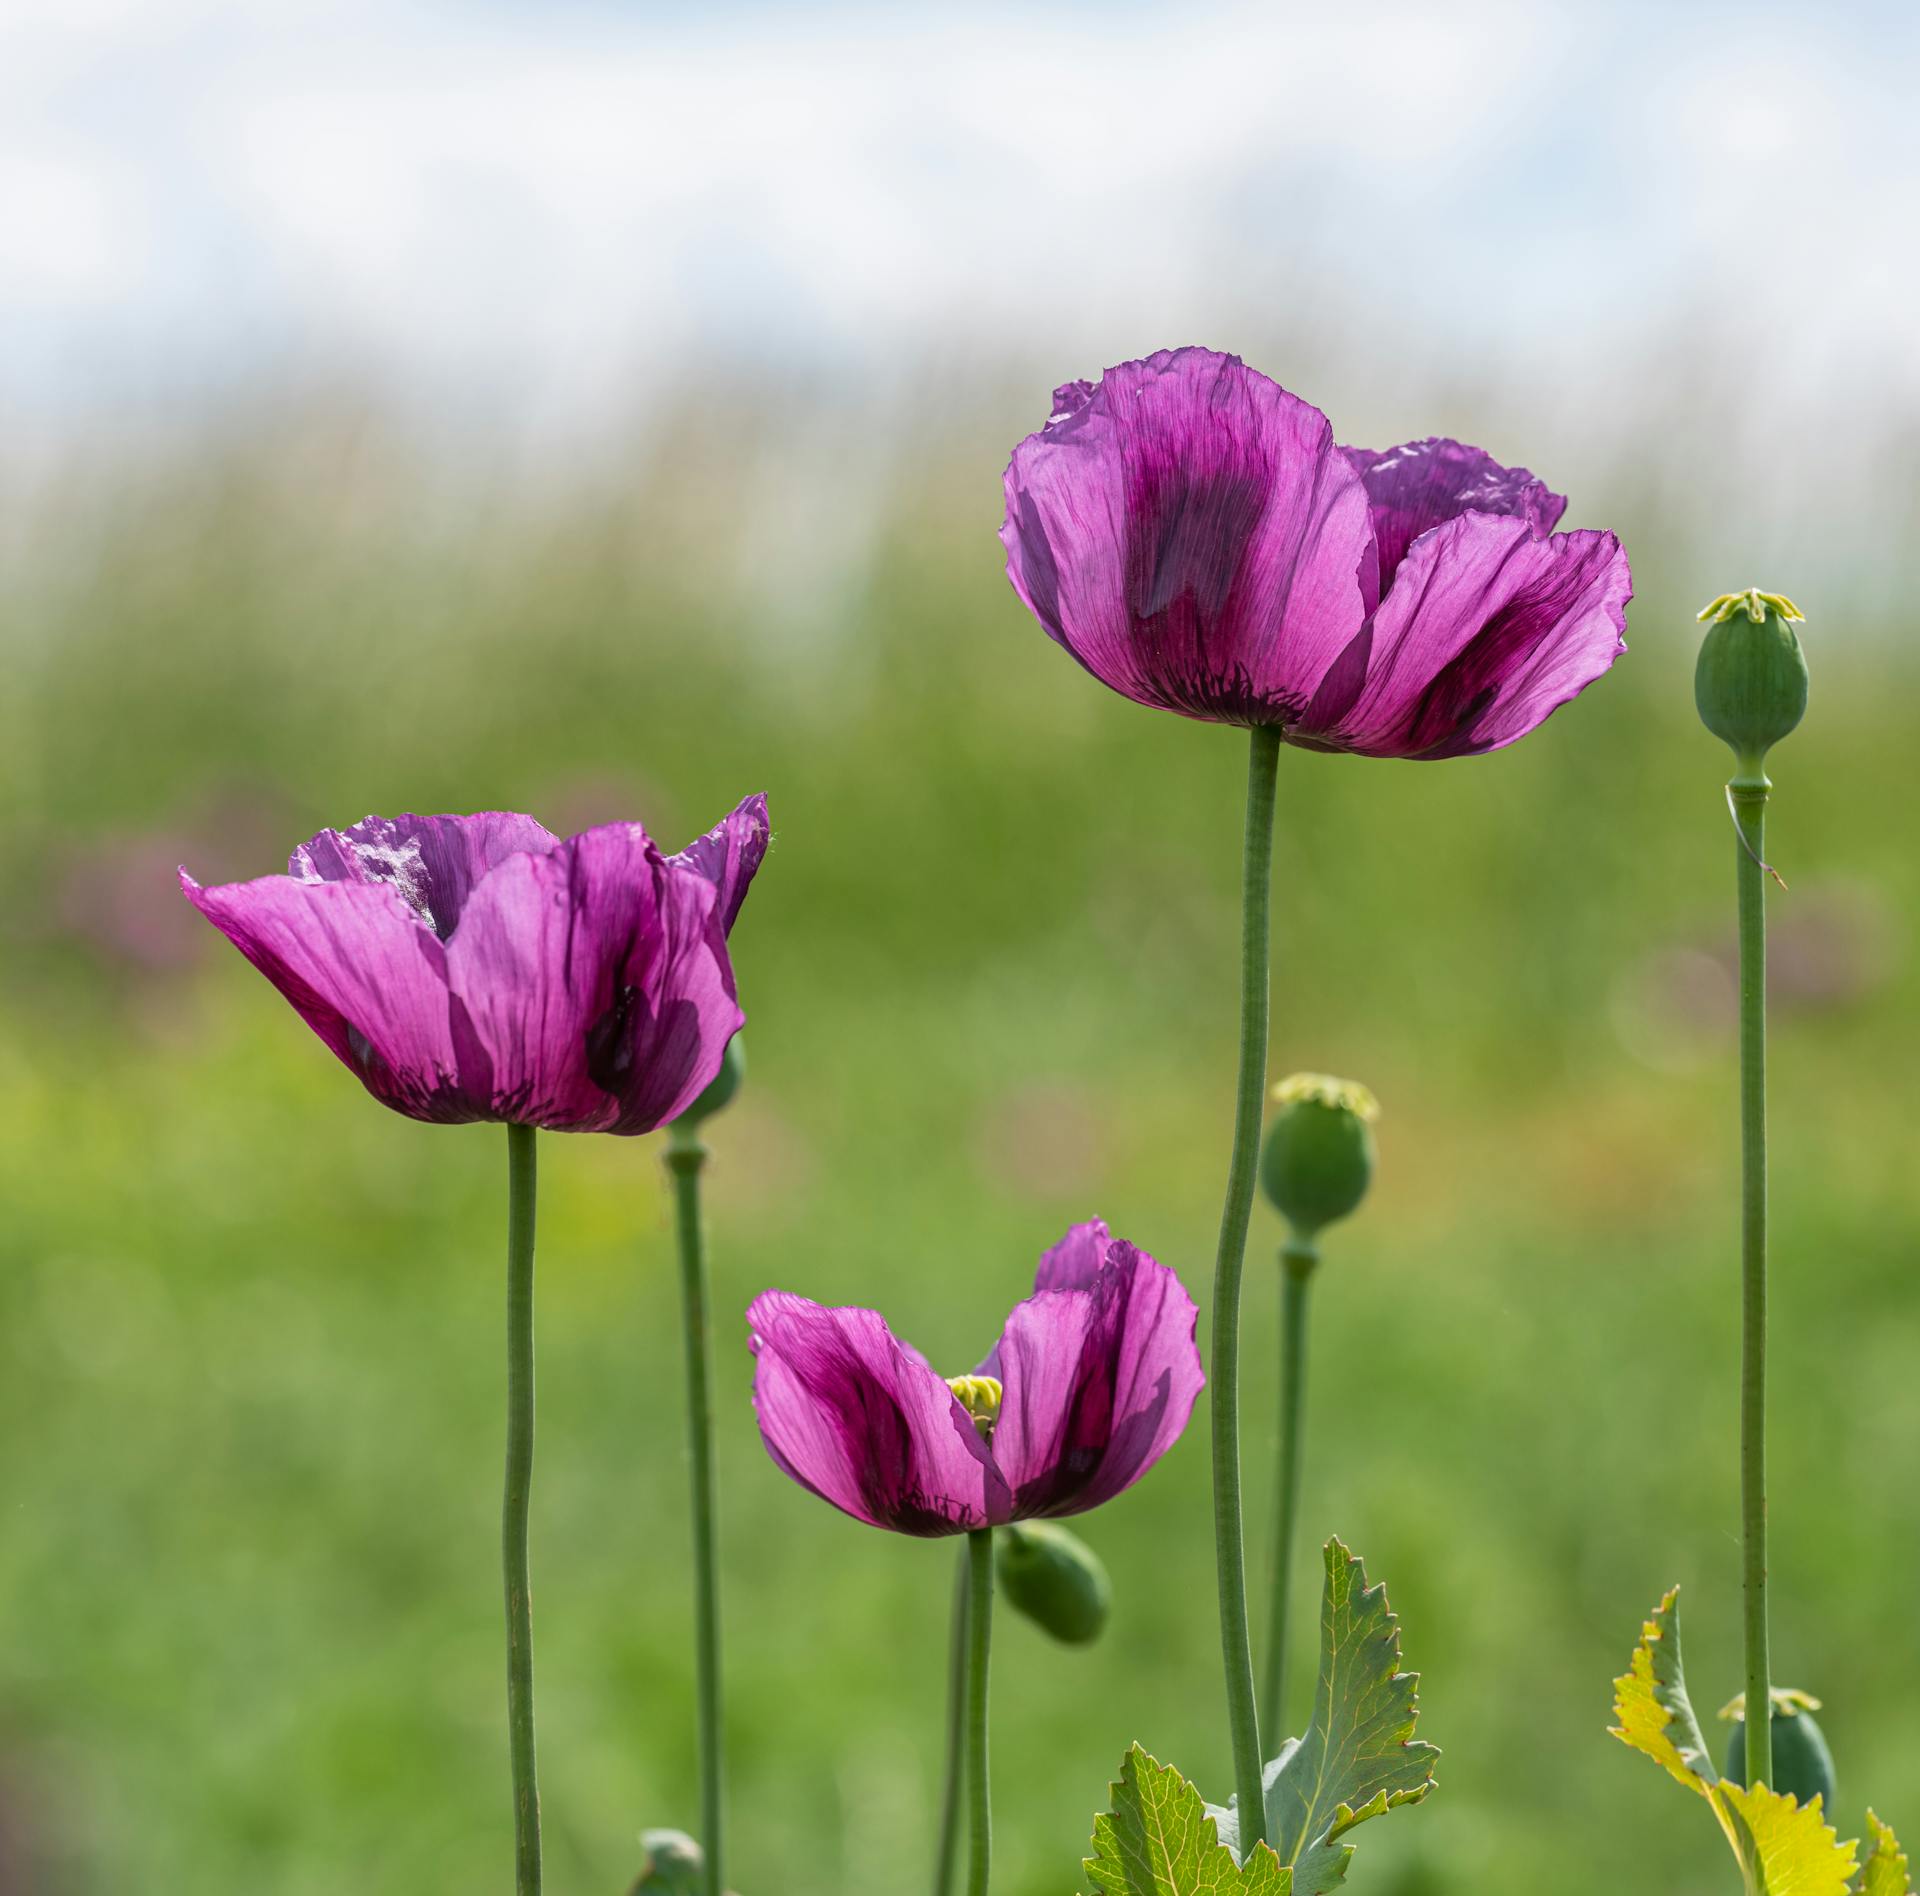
[675,1034,746,1130]
[1695,590,1809,771]
[995,1521,1111,1646]
[1719,1691,1836,1809]
[631,1829,705,1896]
[1258,1074,1378,1242]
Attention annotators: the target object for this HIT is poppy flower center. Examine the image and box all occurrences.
[946,1374,1003,1438]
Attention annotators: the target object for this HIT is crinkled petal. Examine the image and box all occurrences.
[987,1236,1204,1520]
[669,793,770,938]
[1300,517,1630,759]
[1001,348,1373,726]
[292,813,559,939]
[1032,1218,1114,1293]
[181,869,479,1122]
[1343,437,1565,595]
[443,824,743,1134]
[747,1291,1011,1535]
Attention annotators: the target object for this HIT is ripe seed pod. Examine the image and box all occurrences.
[1259,1074,1379,1242]
[1694,590,1809,771]
[996,1521,1111,1646]
[1719,1691,1837,1809]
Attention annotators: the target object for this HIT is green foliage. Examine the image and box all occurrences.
[1612,1589,1866,1896]
[4,415,1919,1894]
[1209,1540,1437,1891]
[1085,1747,1289,1896]
[1854,1812,1915,1896]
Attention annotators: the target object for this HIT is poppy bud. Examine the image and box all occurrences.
[1259,1074,1379,1242]
[996,1521,1111,1645]
[1695,591,1808,772]
[631,1829,706,1896]
[674,1035,746,1131]
[1718,1689,1836,1808]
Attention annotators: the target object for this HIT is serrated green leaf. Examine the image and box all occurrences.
[1255,1539,1439,1894]
[1716,1778,1857,1896]
[1611,1590,1863,1896]
[1854,1811,1915,1896]
[1610,1585,1717,1795]
[1085,1746,1291,1896]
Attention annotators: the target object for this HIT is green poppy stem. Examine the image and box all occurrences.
[503,1121,543,1894]
[666,1125,727,1896]
[934,1539,971,1896]
[1732,778,1773,1789]
[1213,723,1281,1844]
[964,1527,995,1896]
[1261,1240,1316,1737]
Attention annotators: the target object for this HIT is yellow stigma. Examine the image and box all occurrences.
[1270,1072,1380,1122]
[946,1374,1003,1436]
[1697,589,1806,626]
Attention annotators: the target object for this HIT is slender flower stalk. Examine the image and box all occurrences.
[1210,724,1281,1840]
[666,1120,726,1896]
[1254,1072,1378,1739]
[964,1527,995,1896]
[1262,1239,1315,1732]
[1733,776,1772,1788]
[503,1122,542,1894]
[1695,587,1810,1792]
[934,1545,971,1896]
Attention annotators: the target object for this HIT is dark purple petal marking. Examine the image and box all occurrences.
[1001,348,1373,727]
[1311,515,1631,759]
[747,1292,1010,1536]
[988,1231,1204,1520]
[442,824,742,1135]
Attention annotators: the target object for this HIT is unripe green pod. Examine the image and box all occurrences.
[1720,1695,1836,1809]
[996,1521,1111,1646]
[631,1829,705,1896]
[1259,1074,1378,1241]
[1695,590,1809,770]
[675,1034,746,1130]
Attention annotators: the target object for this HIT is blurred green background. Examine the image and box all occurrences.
[6,3,1920,1890]
[0,389,1915,1895]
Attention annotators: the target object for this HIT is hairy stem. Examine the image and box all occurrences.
[503,1122,543,1894]
[965,1528,995,1896]
[1212,723,1281,1841]
[934,1541,971,1896]
[1262,1242,1315,1738]
[667,1127,727,1896]
[1733,780,1773,1789]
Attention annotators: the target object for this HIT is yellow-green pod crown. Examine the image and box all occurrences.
[1259,1073,1379,1242]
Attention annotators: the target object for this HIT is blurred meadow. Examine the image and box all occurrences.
[3,4,1919,1895]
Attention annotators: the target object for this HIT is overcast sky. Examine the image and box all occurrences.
[2,0,1915,609]
[3,0,1911,409]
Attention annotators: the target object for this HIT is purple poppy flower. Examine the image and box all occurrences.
[1000,347,1631,758]
[182,796,769,1133]
[746,1219,1203,1536]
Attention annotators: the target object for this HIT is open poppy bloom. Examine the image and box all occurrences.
[1000,347,1631,757]
[747,1220,1203,1535]
[182,796,768,1133]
